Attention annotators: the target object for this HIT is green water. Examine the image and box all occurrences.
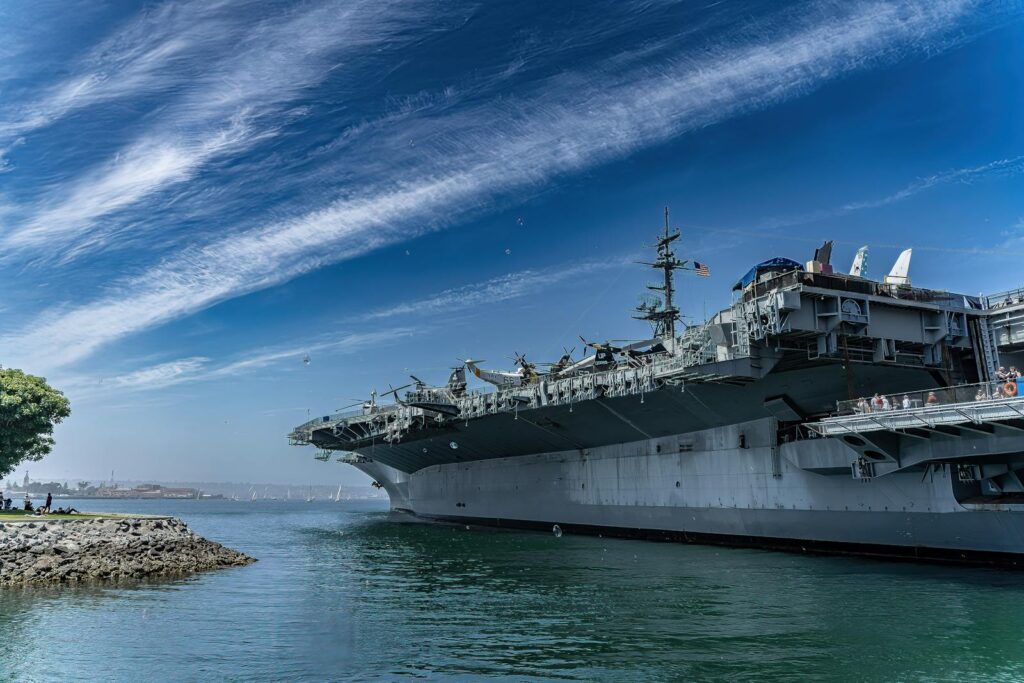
[1,499,1023,681]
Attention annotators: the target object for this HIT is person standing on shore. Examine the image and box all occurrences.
[44,492,52,513]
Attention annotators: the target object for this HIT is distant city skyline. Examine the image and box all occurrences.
[1,1,1021,484]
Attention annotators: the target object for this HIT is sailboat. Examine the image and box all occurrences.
[334,484,343,502]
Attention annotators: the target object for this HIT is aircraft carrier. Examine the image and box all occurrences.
[290,212,1024,565]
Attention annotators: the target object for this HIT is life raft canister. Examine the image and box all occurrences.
[1005,382,1018,396]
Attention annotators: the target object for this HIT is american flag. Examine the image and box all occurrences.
[694,261,710,277]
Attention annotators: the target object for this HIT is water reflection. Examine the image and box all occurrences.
[298,513,1024,681]
[2,500,1024,681]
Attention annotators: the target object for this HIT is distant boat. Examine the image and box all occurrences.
[334,485,342,502]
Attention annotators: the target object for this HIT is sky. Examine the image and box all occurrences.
[1,0,1022,486]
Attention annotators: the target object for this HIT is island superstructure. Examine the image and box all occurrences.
[291,212,1024,565]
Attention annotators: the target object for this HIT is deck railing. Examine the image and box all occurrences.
[983,287,1024,310]
[836,379,1024,415]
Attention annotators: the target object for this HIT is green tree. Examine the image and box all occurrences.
[0,369,71,478]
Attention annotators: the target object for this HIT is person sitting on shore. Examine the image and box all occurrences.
[23,494,32,512]
[926,391,939,405]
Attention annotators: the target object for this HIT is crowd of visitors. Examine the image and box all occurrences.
[996,366,1022,382]
[0,491,77,515]
[854,376,1024,414]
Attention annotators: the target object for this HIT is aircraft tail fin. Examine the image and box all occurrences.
[850,246,868,277]
[884,248,912,285]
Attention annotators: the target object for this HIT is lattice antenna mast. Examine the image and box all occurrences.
[634,207,686,340]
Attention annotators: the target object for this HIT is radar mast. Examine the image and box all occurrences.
[635,207,686,340]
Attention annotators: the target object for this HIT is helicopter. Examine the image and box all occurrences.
[538,346,576,375]
[335,390,379,415]
[384,376,462,417]
[462,355,534,387]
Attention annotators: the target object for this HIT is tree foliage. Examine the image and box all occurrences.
[0,369,71,478]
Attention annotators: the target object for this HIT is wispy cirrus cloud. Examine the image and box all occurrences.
[208,329,415,378]
[0,0,238,140]
[3,117,261,256]
[91,356,210,395]
[0,0,978,373]
[62,329,414,401]
[839,156,1024,211]
[1,0,466,261]
[364,260,629,320]
[755,155,1024,230]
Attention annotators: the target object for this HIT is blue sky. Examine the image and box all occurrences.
[1,0,1021,485]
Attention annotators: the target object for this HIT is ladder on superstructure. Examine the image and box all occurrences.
[975,301,1000,381]
[974,317,999,382]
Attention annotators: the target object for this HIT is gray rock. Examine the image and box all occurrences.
[0,516,255,587]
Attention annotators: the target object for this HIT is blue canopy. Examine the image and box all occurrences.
[732,257,803,291]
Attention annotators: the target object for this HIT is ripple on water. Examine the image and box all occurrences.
[2,499,1024,681]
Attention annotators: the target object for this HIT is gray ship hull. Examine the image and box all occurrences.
[354,417,1024,565]
[294,268,1024,566]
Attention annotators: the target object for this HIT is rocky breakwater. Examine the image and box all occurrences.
[0,517,255,586]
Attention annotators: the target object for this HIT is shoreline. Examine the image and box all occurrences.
[0,516,255,587]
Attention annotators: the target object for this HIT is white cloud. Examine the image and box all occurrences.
[0,0,235,139]
[3,118,259,255]
[60,329,414,401]
[87,356,210,395]
[209,329,414,377]
[0,0,975,373]
[746,155,1024,231]
[839,156,1024,212]
[2,0,460,260]
[364,260,628,320]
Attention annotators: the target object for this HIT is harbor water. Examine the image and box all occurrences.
[2,498,1023,681]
